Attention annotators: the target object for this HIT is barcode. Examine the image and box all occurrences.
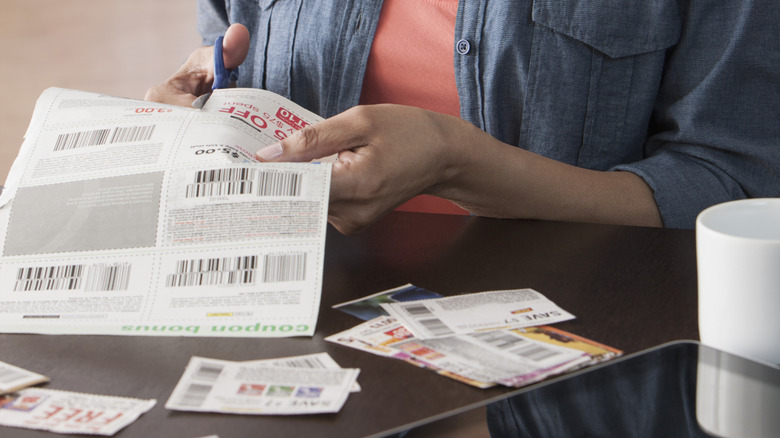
[0,365,27,385]
[166,256,257,287]
[185,168,256,198]
[193,363,225,382]
[85,263,131,292]
[400,303,454,337]
[178,383,213,408]
[278,356,327,368]
[417,318,455,337]
[14,265,84,291]
[184,169,303,198]
[401,303,433,317]
[262,252,307,283]
[53,125,155,151]
[257,170,302,197]
[471,331,562,362]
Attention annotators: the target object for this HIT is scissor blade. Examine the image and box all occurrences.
[191,92,212,109]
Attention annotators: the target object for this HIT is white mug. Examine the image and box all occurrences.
[696,198,780,365]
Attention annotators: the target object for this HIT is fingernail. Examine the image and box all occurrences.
[256,142,283,161]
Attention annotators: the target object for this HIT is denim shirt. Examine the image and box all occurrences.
[197,0,780,229]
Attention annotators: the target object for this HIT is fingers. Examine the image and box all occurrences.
[326,151,386,235]
[222,23,250,70]
[144,46,213,106]
[144,73,206,107]
[145,24,249,107]
[255,107,371,162]
[143,85,198,107]
[254,104,462,235]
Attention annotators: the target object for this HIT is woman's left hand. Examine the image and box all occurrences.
[255,104,481,234]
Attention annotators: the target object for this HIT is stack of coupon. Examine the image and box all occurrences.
[327,284,621,388]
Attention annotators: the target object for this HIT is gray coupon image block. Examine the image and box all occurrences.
[4,172,163,256]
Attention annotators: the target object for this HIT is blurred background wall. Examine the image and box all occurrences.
[0,0,200,182]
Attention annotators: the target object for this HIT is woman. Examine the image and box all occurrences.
[147,1,780,235]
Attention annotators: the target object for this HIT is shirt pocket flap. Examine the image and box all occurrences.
[532,0,681,58]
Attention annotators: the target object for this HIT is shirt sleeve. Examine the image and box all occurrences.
[612,0,780,229]
[196,0,230,46]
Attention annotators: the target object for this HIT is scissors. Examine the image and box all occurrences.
[192,35,239,108]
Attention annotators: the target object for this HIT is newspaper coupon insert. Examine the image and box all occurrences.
[0,88,331,338]
[380,288,575,339]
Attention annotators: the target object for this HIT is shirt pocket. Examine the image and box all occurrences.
[522,0,681,170]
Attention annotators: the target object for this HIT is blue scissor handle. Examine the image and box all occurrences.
[213,35,239,90]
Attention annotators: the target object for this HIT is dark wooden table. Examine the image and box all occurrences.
[0,212,700,437]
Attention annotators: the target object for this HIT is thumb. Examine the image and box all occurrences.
[255,110,370,162]
[222,23,250,70]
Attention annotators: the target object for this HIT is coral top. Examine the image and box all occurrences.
[359,0,468,215]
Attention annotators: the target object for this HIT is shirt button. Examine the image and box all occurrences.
[456,38,471,55]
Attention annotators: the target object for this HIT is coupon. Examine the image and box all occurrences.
[166,356,359,415]
[380,288,575,339]
[325,315,415,358]
[0,388,155,435]
[0,360,49,395]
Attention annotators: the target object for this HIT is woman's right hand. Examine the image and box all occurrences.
[145,23,250,106]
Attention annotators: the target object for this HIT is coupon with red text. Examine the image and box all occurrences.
[0,388,155,435]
